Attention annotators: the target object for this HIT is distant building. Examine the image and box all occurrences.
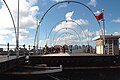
[93,35,120,55]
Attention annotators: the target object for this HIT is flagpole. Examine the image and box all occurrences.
[36,15,39,55]
[102,9,106,54]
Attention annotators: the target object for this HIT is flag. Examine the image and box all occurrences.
[95,13,103,20]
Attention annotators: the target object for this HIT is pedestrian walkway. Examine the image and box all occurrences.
[0,55,17,63]
[42,52,70,56]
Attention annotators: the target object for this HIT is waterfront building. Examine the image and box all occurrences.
[93,35,120,55]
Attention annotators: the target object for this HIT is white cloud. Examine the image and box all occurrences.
[19,29,30,39]
[75,19,89,26]
[0,29,13,36]
[53,21,77,32]
[113,32,120,35]
[20,15,36,29]
[54,35,80,46]
[96,31,100,36]
[111,19,120,23]
[0,35,8,43]
[65,11,73,20]
[51,0,72,8]
[82,37,92,43]
[82,29,94,38]
[48,29,96,46]
[39,39,51,47]
[11,29,31,44]
[27,0,38,6]
[52,0,67,2]
[88,0,96,7]
[52,30,95,46]
[39,40,45,47]
[95,28,106,36]
[94,11,101,15]
[0,8,14,30]
[40,34,81,47]
[58,3,67,8]
[0,0,39,44]
[53,11,89,32]
[30,6,39,16]
[81,29,94,43]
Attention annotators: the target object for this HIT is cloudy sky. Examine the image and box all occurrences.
[0,0,120,49]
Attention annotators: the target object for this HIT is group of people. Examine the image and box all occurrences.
[43,45,71,54]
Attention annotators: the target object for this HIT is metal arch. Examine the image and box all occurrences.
[51,27,81,46]
[53,32,80,46]
[34,0,102,47]
[47,20,87,40]
[47,20,87,46]
[3,0,16,35]
[3,0,20,57]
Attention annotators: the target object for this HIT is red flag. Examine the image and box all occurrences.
[95,13,103,20]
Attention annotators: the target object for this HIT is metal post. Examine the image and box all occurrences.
[16,0,19,58]
[36,16,39,55]
[23,44,25,56]
[102,9,105,54]
[33,46,35,55]
[28,45,30,56]
[7,43,9,59]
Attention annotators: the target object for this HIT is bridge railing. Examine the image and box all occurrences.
[0,43,36,57]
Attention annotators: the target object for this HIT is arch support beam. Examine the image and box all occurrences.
[34,0,102,48]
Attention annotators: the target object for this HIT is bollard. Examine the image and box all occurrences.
[28,45,30,56]
[7,43,10,59]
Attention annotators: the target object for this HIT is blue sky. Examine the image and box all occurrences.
[0,0,120,49]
